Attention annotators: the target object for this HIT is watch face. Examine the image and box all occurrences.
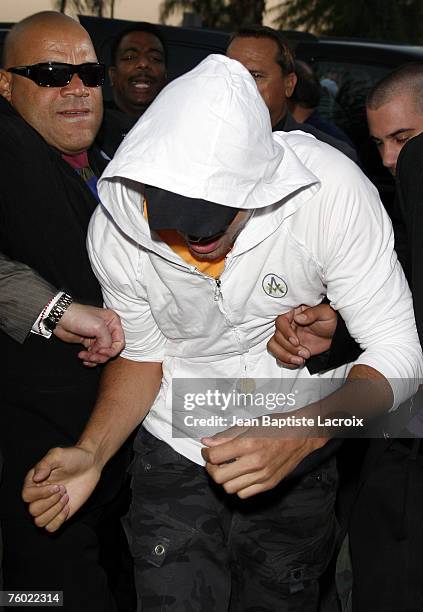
[44,316,56,332]
[43,294,72,333]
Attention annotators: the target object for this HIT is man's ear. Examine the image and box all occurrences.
[284,72,297,99]
[0,69,13,102]
[108,65,116,87]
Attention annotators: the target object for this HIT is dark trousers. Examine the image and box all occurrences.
[2,513,115,611]
[0,384,135,612]
[350,439,423,612]
[123,429,338,612]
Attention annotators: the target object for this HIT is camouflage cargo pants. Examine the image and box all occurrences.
[122,429,338,612]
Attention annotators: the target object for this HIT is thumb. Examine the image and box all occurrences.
[294,308,320,326]
[32,455,60,483]
[275,308,295,327]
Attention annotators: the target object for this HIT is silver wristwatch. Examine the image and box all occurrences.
[43,293,73,332]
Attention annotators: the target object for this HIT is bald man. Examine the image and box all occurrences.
[0,12,125,357]
[0,12,132,610]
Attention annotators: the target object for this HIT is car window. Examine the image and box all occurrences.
[312,61,391,142]
[307,60,395,211]
[165,43,224,80]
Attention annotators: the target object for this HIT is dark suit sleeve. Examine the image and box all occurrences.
[392,213,410,279]
[395,138,417,227]
[307,312,363,375]
[395,133,423,346]
[0,252,57,343]
[395,135,421,270]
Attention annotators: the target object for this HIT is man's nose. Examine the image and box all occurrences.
[381,144,398,176]
[60,73,89,96]
[135,55,151,70]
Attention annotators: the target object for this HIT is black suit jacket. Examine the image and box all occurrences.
[274,112,358,163]
[396,132,423,345]
[0,99,128,343]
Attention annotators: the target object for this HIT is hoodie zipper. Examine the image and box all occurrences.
[193,267,248,364]
[214,278,222,301]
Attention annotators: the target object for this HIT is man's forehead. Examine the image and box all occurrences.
[7,23,96,65]
[41,38,95,59]
[228,37,278,63]
[118,31,164,54]
[367,94,423,137]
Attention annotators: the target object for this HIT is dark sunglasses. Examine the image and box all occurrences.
[7,61,105,87]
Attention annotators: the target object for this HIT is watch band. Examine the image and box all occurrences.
[43,292,73,332]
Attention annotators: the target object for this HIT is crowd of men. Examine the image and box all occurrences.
[0,10,423,612]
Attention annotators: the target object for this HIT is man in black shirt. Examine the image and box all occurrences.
[108,22,167,118]
[97,22,168,158]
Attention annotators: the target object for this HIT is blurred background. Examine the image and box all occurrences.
[2,0,423,42]
[2,1,423,210]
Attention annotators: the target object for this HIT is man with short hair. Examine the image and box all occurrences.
[108,22,167,118]
[0,12,131,610]
[226,25,357,161]
[366,62,423,176]
[23,55,421,611]
[96,22,168,158]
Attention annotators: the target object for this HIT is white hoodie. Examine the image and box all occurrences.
[88,56,422,464]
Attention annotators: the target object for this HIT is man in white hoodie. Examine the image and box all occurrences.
[22,56,422,611]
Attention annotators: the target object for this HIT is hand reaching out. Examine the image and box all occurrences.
[53,303,125,367]
[268,303,338,368]
[22,446,102,532]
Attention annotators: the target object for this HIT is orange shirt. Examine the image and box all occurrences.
[156,229,225,279]
[144,200,225,278]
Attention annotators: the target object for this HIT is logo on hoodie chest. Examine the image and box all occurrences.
[262,273,288,298]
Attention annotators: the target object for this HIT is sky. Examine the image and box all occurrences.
[1,0,277,26]
[1,0,169,23]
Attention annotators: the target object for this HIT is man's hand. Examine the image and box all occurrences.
[53,303,125,367]
[201,423,326,499]
[21,446,101,532]
[268,304,338,368]
[22,359,162,533]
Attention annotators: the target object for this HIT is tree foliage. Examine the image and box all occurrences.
[160,0,265,30]
[56,0,116,18]
[271,0,423,43]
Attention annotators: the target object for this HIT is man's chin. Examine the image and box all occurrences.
[184,231,230,259]
[52,132,96,155]
[187,246,222,261]
[127,93,156,112]
[186,242,226,262]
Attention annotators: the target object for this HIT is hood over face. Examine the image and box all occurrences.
[98,54,320,247]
